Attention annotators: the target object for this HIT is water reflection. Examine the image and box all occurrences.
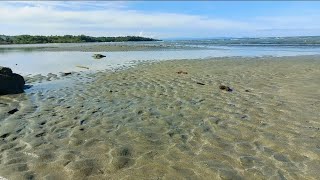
[0,45,320,75]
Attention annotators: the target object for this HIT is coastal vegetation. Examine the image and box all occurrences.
[2,35,320,45]
[0,35,159,44]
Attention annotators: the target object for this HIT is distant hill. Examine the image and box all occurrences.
[0,35,160,44]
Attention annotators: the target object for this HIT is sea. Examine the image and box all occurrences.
[1,40,320,75]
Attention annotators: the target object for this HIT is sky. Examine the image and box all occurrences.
[1,1,320,39]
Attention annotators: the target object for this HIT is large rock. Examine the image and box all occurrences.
[0,67,25,95]
[0,67,13,75]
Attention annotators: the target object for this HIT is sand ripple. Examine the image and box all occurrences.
[0,56,319,179]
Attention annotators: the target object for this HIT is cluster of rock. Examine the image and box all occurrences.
[0,67,25,95]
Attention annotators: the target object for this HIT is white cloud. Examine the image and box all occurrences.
[0,2,319,38]
[255,15,320,29]
[1,1,128,10]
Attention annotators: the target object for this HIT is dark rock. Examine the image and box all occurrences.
[35,132,46,137]
[196,82,205,85]
[241,115,248,119]
[0,67,13,75]
[8,108,19,114]
[219,85,233,92]
[0,66,25,95]
[92,54,106,59]
[61,72,72,76]
[80,120,86,125]
[0,133,10,139]
[176,71,188,74]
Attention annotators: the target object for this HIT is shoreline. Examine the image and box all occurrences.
[20,54,320,78]
[0,43,206,52]
[0,55,319,179]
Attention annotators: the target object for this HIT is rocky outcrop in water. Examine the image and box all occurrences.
[0,67,25,95]
[92,54,106,59]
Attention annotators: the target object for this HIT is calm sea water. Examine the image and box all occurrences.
[1,40,320,75]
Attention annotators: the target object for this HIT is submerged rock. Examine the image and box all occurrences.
[0,67,25,95]
[92,54,106,59]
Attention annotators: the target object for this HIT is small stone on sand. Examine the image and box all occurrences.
[219,85,233,92]
[8,108,19,114]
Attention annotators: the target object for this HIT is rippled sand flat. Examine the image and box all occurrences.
[0,56,320,180]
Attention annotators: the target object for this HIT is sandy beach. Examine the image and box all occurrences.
[0,56,320,179]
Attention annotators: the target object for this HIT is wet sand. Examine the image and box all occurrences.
[0,56,320,179]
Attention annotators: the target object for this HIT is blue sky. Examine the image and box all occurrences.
[1,1,320,39]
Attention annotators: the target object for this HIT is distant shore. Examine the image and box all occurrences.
[0,35,160,45]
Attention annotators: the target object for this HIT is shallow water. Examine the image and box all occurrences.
[0,56,319,179]
[1,44,320,75]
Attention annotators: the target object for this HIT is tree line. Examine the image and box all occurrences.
[0,35,159,44]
